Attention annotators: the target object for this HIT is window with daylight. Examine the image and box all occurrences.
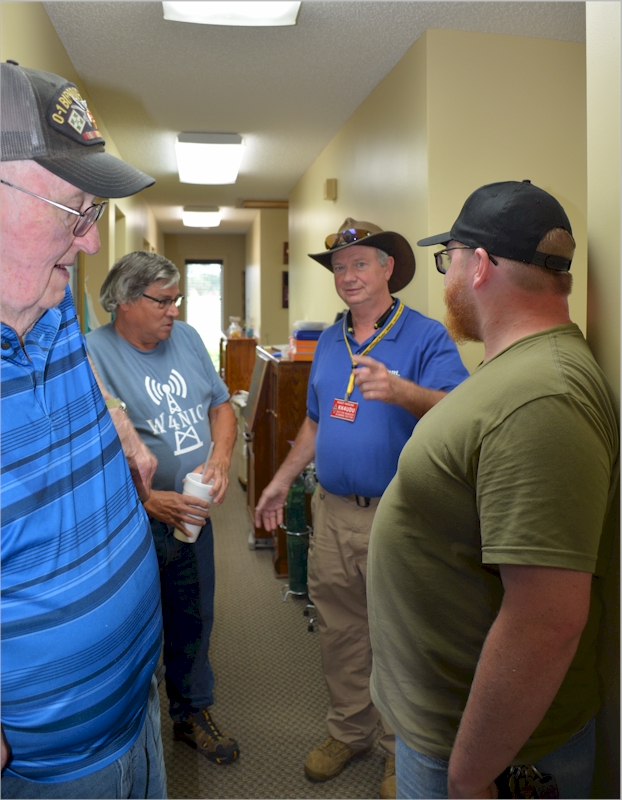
[185,260,223,369]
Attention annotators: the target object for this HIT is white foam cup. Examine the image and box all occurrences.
[173,473,214,543]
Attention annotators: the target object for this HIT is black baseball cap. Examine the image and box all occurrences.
[417,180,574,271]
[1,61,154,198]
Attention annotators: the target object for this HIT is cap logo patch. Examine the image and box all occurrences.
[68,108,86,134]
[47,84,104,146]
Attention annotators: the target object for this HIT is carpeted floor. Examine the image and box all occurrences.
[160,452,387,799]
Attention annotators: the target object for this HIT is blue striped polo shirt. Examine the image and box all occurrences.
[1,288,162,783]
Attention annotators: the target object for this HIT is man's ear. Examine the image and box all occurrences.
[384,255,395,281]
[472,248,493,289]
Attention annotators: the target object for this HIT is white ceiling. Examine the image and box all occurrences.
[43,1,585,235]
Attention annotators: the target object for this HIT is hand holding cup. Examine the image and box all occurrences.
[173,473,215,543]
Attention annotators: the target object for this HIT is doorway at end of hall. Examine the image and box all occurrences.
[185,260,223,370]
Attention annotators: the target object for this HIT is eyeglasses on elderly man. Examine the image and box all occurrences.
[0,178,108,238]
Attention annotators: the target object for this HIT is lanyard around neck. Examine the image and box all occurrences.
[342,300,404,399]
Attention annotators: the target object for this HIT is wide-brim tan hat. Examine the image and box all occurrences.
[309,217,416,293]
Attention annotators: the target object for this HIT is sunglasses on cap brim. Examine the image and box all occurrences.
[325,228,375,250]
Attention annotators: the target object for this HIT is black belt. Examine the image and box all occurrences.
[342,493,381,508]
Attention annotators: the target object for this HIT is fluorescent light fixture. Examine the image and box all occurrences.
[175,133,245,184]
[163,2,301,26]
[182,206,222,227]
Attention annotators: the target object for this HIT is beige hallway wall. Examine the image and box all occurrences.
[289,29,587,374]
[586,4,620,799]
[586,4,621,399]
[288,32,429,334]
[0,2,163,327]
[245,214,262,339]
[244,209,290,345]
[164,233,246,330]
[424,30,586,371]
[259,209,290,345]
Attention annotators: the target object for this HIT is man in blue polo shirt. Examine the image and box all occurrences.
[1,62,164,798]
[255,218,468,798]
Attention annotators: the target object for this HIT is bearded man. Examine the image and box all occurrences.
[367,181,619,800]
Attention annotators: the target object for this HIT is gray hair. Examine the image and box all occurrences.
[375,248,389,267]
[100,251,180,312]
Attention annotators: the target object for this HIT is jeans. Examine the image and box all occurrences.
[1,676,167,799]
[396,716,596,799]
[150,517,215,721]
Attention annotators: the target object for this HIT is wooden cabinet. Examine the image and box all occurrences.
[245,347,312,576]
[219,336,257,394]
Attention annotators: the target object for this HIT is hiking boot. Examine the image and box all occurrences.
[380,754,396,799]
[304,736,372,781]
[173,708,239,764]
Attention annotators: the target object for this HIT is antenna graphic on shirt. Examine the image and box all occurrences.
[145,370,187,406]
[144,370,204,456]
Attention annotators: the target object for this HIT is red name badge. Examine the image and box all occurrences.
[331,398,358,422]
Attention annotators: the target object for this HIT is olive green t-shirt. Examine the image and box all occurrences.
[368,324,619,763]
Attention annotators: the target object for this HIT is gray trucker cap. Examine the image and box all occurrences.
[1,61,154,198]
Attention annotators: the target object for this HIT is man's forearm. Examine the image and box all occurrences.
[254,416,317,531]
[87,354,156,500]
[2,726,9,770]
[272,416,317,488]
[447,565,592,798]
[88,354,112,400]
[391,376,447,418]
[207,401,237,472]
[448,611,581,796]
[351,354,447,418]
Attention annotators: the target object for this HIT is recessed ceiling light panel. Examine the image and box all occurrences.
[175,133,245,184]
[182,206,222,227]
[163,2,301,27]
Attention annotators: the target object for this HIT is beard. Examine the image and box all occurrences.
[443,276,481,344]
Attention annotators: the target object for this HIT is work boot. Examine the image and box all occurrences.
[304,736,372,781]
[173,708,239,764]
[380,754,396,799]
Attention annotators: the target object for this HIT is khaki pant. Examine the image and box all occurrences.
[308,486,394,755]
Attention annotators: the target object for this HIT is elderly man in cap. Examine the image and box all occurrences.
[256,219,468,797]
[368,181,619,799]
[1,61,165,798]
